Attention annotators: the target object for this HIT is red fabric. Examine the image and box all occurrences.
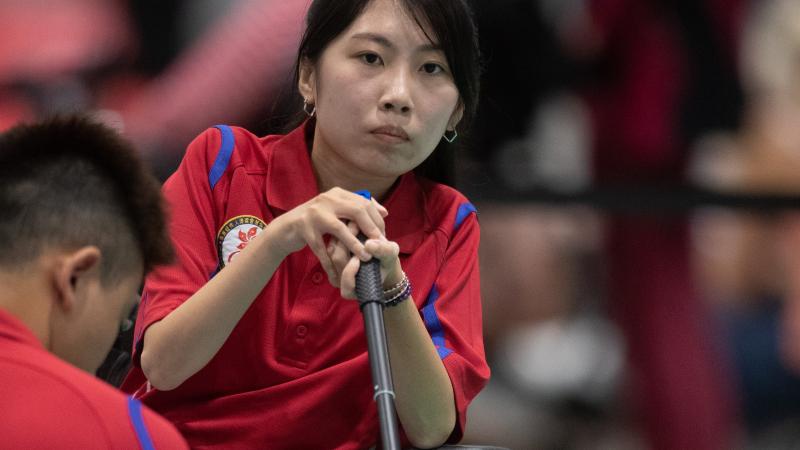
[585,0,686,182]
[0,308,187,450]
[121,123,490,449]
[606,218,738,450]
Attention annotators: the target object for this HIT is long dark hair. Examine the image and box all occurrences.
[289,0,481,186]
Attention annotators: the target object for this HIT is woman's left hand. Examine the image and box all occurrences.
[327,221,403,299]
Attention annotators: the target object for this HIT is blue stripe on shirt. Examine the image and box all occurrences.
[454,202,477,232]
[208,125,235,190]
[422,285,453,359]
[127,396,156,450]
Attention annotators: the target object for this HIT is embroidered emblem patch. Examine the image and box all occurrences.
[216,215,266,267]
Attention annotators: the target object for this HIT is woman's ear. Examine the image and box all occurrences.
[52,246,102,313]
[448,101,464,131]
[298,57,317,104]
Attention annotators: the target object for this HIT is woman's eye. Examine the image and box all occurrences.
[361,53,382,65]
[422,63,444,74]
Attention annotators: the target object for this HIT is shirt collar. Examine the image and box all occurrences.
[381,173,426,254]
[0,307,44,350]
[265,122,319,213]
[265,122,427,254]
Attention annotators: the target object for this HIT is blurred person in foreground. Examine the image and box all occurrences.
[0,116,187,449]
[120,0,490,448]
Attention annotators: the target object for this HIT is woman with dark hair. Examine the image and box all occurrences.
[121,0,489,448]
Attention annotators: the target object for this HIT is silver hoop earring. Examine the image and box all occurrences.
[443,129,458,143]
[303,99,316,117]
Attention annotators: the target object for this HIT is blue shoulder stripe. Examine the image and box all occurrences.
[421,285,453,359]
[454,202,477,232]
[127,396,156,450]
[208,125,235,190]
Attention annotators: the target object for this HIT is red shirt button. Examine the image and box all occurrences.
[311,272,324,284]
[296,325,308,337]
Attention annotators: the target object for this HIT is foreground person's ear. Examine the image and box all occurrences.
[53,246,102,312]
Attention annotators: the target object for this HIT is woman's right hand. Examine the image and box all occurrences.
[267,187,388,282]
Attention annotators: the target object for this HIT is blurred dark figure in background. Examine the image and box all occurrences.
[470,0,574,177]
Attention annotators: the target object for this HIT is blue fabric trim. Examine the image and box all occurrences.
[208,125,235,190]
[422,285,453,359]
[127,396,156,450]
[354,190,371,200]
[454,202,477,232]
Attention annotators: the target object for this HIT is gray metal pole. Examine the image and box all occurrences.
[356,246,401,450]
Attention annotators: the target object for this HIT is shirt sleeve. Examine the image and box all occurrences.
[130,127,224,366]
[421,209,491,443]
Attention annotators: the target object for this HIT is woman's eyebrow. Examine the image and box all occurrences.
[350,32,441,52]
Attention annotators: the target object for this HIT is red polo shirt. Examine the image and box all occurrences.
[0,307,188,449]
[121,123,490,449]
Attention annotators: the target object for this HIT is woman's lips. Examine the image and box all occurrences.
[371,125,409,143]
